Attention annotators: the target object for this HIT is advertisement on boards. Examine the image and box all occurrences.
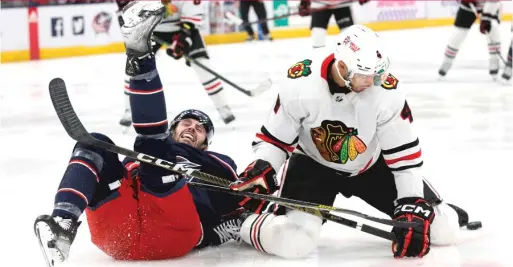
[38,3,121,49]
[355,0,426,23]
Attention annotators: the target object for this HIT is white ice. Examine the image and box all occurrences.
[1,23,512,267]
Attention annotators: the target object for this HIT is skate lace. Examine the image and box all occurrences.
[213,219,242,244]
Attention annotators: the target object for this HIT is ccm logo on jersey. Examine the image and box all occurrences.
[394,204,432,217]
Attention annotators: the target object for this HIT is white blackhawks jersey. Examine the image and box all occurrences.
[253,53,425,199]
[154,1,204,32]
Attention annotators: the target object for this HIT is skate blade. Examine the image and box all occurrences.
[35,222,63,267]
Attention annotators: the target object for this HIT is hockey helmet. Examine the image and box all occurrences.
[170,109,214,146]
[334,25,390,87]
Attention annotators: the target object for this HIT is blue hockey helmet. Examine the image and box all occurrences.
[170,109,214,146]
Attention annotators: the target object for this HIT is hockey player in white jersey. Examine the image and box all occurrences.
[120,0,235,126]
[298,0,369,49]
[438,0,502,78]
[230,25,470,259]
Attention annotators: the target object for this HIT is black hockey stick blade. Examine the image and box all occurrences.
[48,78,417,229]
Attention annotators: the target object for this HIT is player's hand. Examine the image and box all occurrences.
[358,0,370,5]
[230,159,278,213]
[392,197,435,258]
[166,23,193,59]
[480,13,492,34]
[298,0,311,17]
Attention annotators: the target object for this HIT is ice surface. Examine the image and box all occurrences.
[1,23,512,266]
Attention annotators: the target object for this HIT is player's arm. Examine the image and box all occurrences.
[376,77,434,259]
[231,84,305,212]
[165,1,204,59]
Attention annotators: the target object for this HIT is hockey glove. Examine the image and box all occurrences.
[298,0,311,17]
[230,159,278,213]
[166,23,193,60]
[479,13,493,34]
[358,0,370,5]
[392,197,435,258]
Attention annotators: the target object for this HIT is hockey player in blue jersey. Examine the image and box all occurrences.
[34,2,243,264]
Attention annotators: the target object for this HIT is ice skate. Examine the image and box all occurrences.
[34,215,80,266]
[217,106,235,124]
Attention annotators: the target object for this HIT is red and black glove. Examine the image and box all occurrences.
[230,159,278,214]
[479,13,493,34]
[298,0,311,17]
[392,197,435,258]
[166,23,193,59]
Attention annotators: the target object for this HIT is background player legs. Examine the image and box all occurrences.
[502,39,512,80]
[486,16,501,77]
[251,1,272,40]
[310,9,333,49]
[239,1,254,41]
[438,6,476,76]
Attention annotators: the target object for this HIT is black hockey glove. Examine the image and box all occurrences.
[298,0,311,17]
[480,13,493,34]
[230,159,278,214]
[392,197,435,258]
[166,22,193,60]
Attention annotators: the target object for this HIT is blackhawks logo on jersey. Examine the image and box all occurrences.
[287,59,312,79]
[381,73,399,90]
[310,120,367,164]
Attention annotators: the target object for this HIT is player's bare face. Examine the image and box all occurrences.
[173,118,207,149]
[350,74,374,92]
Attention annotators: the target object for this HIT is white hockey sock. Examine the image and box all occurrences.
[487,20,501,74]
[311,27,327,49]
[190,58,230,110]
[444,27,470,61]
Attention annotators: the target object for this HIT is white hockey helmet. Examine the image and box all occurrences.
[334,25,390,88]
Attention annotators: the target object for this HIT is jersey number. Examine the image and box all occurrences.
[400,101,413,123]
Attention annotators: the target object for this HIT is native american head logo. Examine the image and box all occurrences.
[287,59,312,79]
[310,120,366,164]
[381,73,399,90]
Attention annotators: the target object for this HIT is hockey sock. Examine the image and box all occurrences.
[444,27,470,62]
[52,147,105,221]
[311,27,327,49]
[487,21,501,75]
[190,58,230,110]
[123,75,131,111]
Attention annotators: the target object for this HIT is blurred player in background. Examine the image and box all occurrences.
[501,24,512,81]
[239,0,272,41]
[35,2,243,265]
[298,0,369,49]
[116,0,236,127]
[438,0,502,79]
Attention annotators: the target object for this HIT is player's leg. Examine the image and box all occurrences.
[333,6,354,33]
[35,133,128,263]
[485,12,501,77]
[240,154,339,258]
[311,9,333,49]
[239,1,254,41]
[348,155,463,245]
[187,29,235,124]
[438,4,476,76]
[502,33,512,81]
[252,1,272,40]
[119,2,202,259]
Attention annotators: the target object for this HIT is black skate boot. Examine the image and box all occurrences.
[34,215,81,266]
[120,1,166,76]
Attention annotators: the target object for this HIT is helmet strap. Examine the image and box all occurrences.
[335,61,353,92]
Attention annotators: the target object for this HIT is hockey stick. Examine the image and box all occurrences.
[225,1,356,27]
[48,78,416,231]
[189,181,395,241]
[151,35,271,97]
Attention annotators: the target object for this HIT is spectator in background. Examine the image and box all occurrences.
[239,0,272,41]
